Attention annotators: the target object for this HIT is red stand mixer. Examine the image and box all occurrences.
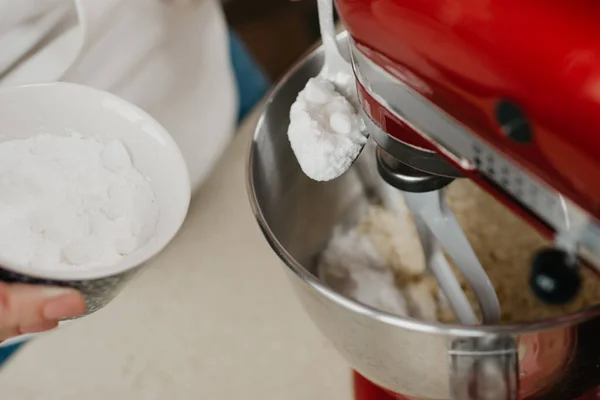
[338,0,600,293]
[247,1,600,399]
[336,1,600,398]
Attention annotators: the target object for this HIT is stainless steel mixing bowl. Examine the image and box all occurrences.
[246,32,600,400]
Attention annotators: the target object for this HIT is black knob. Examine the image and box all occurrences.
[530,248,581,305]
[495,100,533,144]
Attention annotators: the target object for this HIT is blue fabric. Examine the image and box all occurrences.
[0,342,25,368]
[228,31,270,121]
[0,31,269,370]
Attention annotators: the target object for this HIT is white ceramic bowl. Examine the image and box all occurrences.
[0,82,191,316]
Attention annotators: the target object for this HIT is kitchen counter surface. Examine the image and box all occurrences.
[0,107,351,399]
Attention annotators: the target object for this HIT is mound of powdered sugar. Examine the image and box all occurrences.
[318,225,410,316]
[0,132,159,270]
[318,204,445,322]
[287,77,368,181]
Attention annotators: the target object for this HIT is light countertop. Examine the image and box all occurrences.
[0,107,351,399]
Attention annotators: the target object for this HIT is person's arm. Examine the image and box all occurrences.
[0,283,85,342]
[0,0,68,35]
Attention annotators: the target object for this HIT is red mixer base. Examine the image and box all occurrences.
[353,372,600,400]
[353,372,402,400]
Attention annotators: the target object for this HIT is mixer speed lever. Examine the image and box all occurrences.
[530,248,581,305]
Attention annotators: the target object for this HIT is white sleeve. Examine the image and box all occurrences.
[0,0,238,191]
[78,0,238,191]
[0,0,68,35]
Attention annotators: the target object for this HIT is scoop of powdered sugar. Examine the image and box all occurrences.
[288,77,368,181]
[0,132,158,270]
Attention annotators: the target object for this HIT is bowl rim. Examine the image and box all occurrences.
[246,31,600,336]
[0,81,191,281]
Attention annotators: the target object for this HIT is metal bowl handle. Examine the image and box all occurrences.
[449,336,519,400]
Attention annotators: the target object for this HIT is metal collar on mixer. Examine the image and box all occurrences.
[349,39,474,172]
[375,146,454,192]
[362,111,462,179]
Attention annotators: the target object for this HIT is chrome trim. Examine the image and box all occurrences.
[376,147,454,192]
[362,110,462,178]
[350,40,474,169]
[450,336,519,400]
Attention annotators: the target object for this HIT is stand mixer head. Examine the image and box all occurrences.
[335,0,600,304]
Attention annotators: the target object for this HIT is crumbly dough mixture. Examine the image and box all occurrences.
[318,179,600,323]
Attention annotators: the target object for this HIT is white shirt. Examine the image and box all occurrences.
[0,0,238,192]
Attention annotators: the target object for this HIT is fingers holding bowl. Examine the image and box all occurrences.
[0,283,86,342]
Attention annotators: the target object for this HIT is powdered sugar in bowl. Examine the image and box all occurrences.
[0,83,191,319]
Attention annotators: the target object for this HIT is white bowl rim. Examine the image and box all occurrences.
[0,82,191,281]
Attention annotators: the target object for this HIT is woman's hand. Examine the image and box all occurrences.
[0,283,85,342]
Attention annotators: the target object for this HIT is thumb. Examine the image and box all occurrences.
[0,283,85,340]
